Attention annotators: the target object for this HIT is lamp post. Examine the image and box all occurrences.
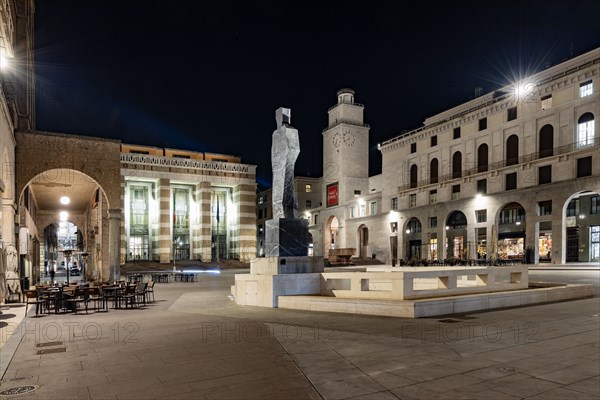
[62,249,73,286]
[81,252,89,283]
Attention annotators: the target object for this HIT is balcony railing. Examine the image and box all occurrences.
[398,136,599,192]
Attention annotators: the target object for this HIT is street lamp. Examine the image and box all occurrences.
[62,249,73,285]
[80,252,89,283]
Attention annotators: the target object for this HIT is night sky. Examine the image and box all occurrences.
[34,1,600,188]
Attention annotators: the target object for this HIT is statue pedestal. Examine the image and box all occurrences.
[233,256,324,307]
[265,218,309,257]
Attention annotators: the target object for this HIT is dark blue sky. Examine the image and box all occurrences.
[34,1,600,188]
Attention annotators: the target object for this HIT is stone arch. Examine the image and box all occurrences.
[539,124,554,158]
[357,224,369,258]
[506,134,519,166]
[562,190,600,263]
[445,211,467,259]
[18,168,113,283]
[325,215,340,256]
[404,217,422,260]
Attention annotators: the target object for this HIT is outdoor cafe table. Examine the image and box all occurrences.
[102,286,122,309]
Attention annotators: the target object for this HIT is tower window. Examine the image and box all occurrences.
[410,143,416,153]
[453,127,461,139]
[541,95,552,110]
[431,135,437,147]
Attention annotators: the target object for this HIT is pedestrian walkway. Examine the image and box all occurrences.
[0,269,598,399]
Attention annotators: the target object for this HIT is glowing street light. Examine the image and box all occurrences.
[60,196,71,205]
[0,54,8,70]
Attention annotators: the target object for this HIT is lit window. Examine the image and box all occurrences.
[541,95,552,110]
[391,197,398,211]
[580,80,593,97]
[577,113,595,147]
[305,184,312,193]
[409,194,416,208]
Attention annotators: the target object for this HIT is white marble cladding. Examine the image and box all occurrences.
[120,153,256,175]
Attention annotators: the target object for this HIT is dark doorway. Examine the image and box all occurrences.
[566,227,579,262]
[409,240,422,260]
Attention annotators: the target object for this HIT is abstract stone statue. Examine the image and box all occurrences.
[271,107,299,219]
[265,107,308,257]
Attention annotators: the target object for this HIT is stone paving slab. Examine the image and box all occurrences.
[0,269,598,400]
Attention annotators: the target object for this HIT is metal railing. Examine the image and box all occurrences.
[398,137,600,192]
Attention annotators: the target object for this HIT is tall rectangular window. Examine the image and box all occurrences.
[580,80,593,97]
[592,196,600,215]
[538,165,552,184]
[453,127,461,139]
[410,143,417,153]
[431,135,437,147]
[506,172,517,190]
[567,198,580,217]
[258,209,263,219]
[577,156,592,178]
[306,200,312,208]
[391,197,398,211]
[479,117,487,131]
[577,116,595,147]
[541,95,552,110]
[476,210,487,223]
[314,214,318,225]
[350,206,355,218]
[452,184,460,200]
[429,189,437,204]
[477,179,487,195]
[538,201,552,216]
[507,107,517,121]
[409,194,416,208]
[429,217,437,229]
[370,202,377,215]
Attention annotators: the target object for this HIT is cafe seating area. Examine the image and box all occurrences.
[23,281,157,317]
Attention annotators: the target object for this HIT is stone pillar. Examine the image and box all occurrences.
[108,208,122,282]
[237,184,257,262]
[159,178,171,263]
[198,182,212,262]
[553,214,564,264]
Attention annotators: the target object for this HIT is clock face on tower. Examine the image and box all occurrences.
[342,130,355,146]
[332,132,342,147]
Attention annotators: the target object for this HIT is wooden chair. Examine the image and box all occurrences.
[24,290,48,317]
[145,281,155,303]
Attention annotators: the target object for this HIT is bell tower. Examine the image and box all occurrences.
[322,89,370,208]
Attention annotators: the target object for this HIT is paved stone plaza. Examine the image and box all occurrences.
[0,268,598,400]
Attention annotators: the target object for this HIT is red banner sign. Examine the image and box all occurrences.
[327,182,339,207]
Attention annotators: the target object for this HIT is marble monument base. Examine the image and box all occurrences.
[265,218,309,257]
[233,255,324,308]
